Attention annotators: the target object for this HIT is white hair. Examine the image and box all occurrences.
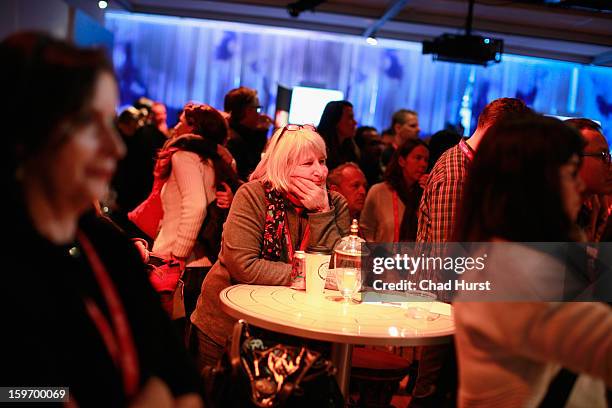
[250,127,327,193]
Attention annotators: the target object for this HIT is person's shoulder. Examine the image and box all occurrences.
[368,182,383,191]
[228,181,268,218]
[428,144,464,182]
[79,213,141,265]
[369,182,391,194]
[329,189,347,207]
[170,150,209,177]
[80,212,131,245]
[79,213,149,282]
[328,191,350,225]
[135,124,166,141]
[234,180,266,204]
[227,128,244,146]
[227,127,240,140]
[238,180,265,193]
[365,182,393,201]
[171,149,200,163]
[434,144,461,167]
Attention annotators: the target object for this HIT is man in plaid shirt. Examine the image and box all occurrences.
[411,98,531,407]
[416,139,472,245]
[418,97,531,245]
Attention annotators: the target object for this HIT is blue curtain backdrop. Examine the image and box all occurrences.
[105,11,612,140]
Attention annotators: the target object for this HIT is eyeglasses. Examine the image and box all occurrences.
[582,151,611,166]
[248,105,263,113]
[277,124,317,141]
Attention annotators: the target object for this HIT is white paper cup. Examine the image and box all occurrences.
[305,252,330,300]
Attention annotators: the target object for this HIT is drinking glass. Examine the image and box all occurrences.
[335,267,361,304]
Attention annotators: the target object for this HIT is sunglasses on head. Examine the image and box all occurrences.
[277,124,317,141]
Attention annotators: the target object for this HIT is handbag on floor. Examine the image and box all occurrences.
[202,320,344,408]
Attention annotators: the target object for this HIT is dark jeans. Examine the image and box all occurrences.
[182,266,210,320]
[188,325,225,374]
[410,343,457,408]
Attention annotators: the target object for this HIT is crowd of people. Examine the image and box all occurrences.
[4,31,611,407]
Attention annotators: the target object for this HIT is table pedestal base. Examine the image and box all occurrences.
[331,343,353,399]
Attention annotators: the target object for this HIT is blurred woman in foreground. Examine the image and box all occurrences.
[2,32,201,407]
[453,115,612,407]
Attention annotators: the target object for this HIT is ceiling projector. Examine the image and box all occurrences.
[422,34,504,66]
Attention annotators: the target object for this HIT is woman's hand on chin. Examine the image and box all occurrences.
[289,176,330,212]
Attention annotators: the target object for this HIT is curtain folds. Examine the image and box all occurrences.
[106,12,612,139]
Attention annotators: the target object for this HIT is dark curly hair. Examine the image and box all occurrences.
[156,104,239,189]
[182,103,228,145]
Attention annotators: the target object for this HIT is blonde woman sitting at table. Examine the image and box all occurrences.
[189,124,351,369]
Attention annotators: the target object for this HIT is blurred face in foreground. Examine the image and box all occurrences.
[560,154,585,222]
[25,72,125,214]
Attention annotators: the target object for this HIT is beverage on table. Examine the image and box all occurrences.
[290,250,307,290]
[335,267,361,299]
[305,246,332,300]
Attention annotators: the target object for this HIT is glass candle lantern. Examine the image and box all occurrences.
[332,219,366,303]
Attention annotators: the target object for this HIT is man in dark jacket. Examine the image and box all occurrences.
[224,87,272,180]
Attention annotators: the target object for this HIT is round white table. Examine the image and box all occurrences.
[219,284,454,397]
